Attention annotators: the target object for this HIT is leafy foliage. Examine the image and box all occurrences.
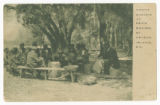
[5,4,133,55]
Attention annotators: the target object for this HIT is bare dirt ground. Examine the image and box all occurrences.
[4,69,132,101]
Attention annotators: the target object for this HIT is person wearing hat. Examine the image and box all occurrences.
[18,43,27,66]
[27,42,44,68]
[41,44,52,67]
[26,42,44,78]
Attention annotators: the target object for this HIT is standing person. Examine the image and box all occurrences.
[41,44,51,67]
[58,49,68,67]
[18,43,26,66]
[99,40,120,75]
[67,44,77,65]
[76,44,89,73]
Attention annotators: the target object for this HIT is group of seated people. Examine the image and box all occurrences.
[4,40,120,79]
[4,42,89,77]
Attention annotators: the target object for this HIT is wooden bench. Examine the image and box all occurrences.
[119,57,132,61]
[17,65,78,82]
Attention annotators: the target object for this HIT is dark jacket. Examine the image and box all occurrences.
[42,48,51,66]
[100,47,120,69]
[18,48,27,66]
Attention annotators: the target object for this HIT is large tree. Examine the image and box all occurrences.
[5,4,91,52]
[95,4,133,55]
[5,4,133,56]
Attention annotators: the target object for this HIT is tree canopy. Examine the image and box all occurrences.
[5,4,133,55]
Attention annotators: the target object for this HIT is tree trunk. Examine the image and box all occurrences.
[99,20,106,54]
[112,31,115,48]
[115,28,117,49]
[110,26,113,47]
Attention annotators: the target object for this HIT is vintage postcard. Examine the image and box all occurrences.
[3,3,156,101]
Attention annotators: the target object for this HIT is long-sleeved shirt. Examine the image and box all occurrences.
[27,50,42,68]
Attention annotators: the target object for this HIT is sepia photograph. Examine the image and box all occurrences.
[3,4,133,101]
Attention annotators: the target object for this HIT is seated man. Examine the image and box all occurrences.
[99,40,120,75]
[8,47,19,75]
[4,48,9,67]
[55,45,78,81]
[26,42,44,78]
